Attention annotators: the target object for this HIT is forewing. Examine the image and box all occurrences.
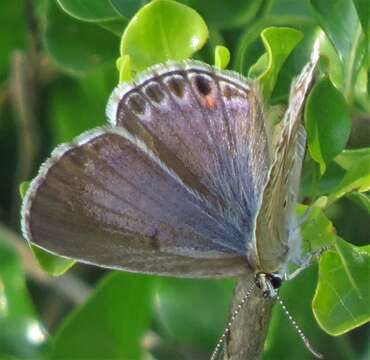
[107,60,270,256]
[255,41,321,272]
[21,128,246,278]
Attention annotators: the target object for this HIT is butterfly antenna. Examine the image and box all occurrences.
[210,281,256,360]
[277,294,323,359]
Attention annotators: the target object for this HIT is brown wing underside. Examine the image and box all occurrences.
[255,43,320,272]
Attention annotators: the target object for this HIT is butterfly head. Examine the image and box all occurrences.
[255,272,283,298]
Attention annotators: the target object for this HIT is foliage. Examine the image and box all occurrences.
[1,0,369,359]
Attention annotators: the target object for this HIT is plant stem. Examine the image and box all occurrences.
[224,274,274,359]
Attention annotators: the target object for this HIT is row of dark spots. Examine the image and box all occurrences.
[124,72,213,115]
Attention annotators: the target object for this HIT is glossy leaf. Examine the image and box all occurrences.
[56,0,121,22]
[310,0,360,66]
[298,204,337,253]
[313,237,370,335]
[187,0,263,29]
[335,147,370,170]
[264,266,353,360]
[116,54,132,82]
[19,181,30,199]
[214,45,230,70]
[353,0,370,39]
[52,272,155,359]
[48,67,115,144]
[353,66,370,113]
[0,236,47,359]
[304,77,351,174]
[248,27,303,99]
[44,0,118,74]
[110,0,146,18]
[310,0,365,102]
[269,0,313,17]
[346,192,370,214]
[155,278,234,351]
[328,156,370,204]
[248,53,268,79]
[120,0,208,71]
[97,18,128,36]
[301,159,348,199]
[31,246,75,276]
[319,33,345,90]
[0,0,26,79]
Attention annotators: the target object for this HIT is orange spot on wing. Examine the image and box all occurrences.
[202,94,216,109]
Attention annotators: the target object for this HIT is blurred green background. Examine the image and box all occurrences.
[0,0,369,359]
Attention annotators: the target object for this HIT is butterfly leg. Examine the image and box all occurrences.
[285,245,330,281]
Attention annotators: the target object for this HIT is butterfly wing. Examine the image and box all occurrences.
[255,42,320,272]
[107,60,270,258]
[21,128,247,277]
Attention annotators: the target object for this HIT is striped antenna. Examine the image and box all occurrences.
[277,294,323,359]
[210,281,256,360]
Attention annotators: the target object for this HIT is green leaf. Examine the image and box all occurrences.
[52,272,154,359]
[234,14,315,77]
[310,0,364,100]
[19,181,30,199]
[120,0,208,71]
[335,147,370,170]
[187,0,264,30]
[304,77,352,174]
[155,278,234,351]
[319,33,345,90]
[346,192,370,214]
[301,159,348,199]
[116,54,132,82]
[97,18,128,37]
[313,237,370,335]
[31,246,75,276]
[0,0,26,80]
[0,235,47,359]
[310,0,360,66]
[328,156,370,204]
[214,45,230,70]
[248,53,268,78]
[264,266,353,360]
[110,0,146,19]
[353,65,370,113]
[49,67,115,144]
[56,0,121,22]
[248,27,303,99]
[352,0,370,41]
[298,204,337,253]
[44,0,118,74]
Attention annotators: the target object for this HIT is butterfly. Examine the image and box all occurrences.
[21,41,320,356]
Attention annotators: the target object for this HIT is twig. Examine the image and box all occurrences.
[9,50,40,228]
[9,0,42,228]
[224,274,274,359]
